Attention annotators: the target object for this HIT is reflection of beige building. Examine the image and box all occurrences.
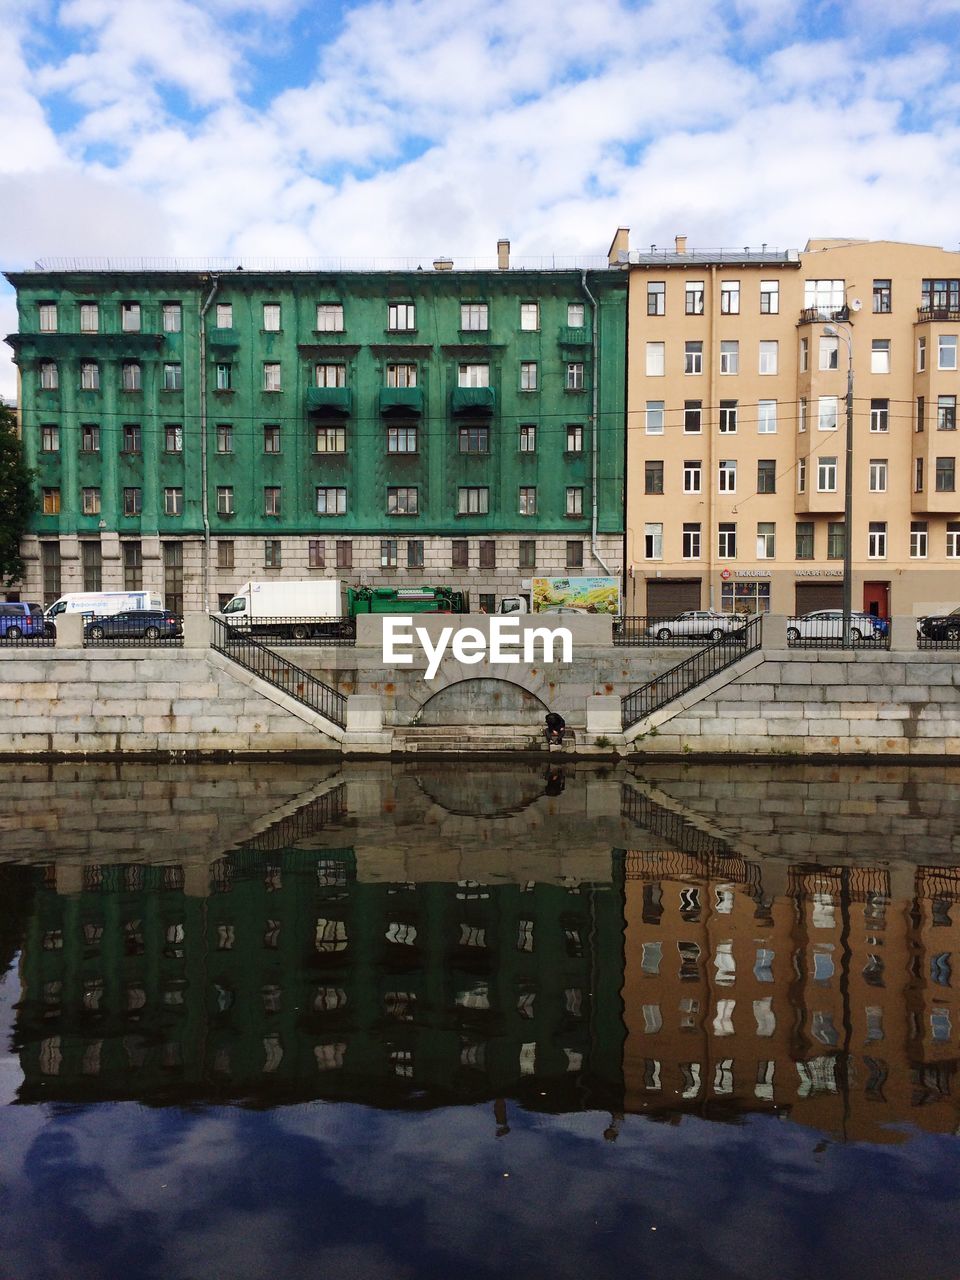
[624,235,960,618]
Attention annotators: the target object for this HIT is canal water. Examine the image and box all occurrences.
[0,759,959,1280]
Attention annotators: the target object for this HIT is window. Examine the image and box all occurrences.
[459,487,489,514]
[81,541,102,591]
[645,342,665,376]
[40,424,59,452]
[386,423,417,454]
[316,303,343,331]
[757,459,776,493]
[263,363,281,392]
[263,424,281,453]
[871,339,891,374]
[566,540,584,568]
[947,523,960,558]
[519,539,536,570]
[818,456,838,492]
[262,303,281,331]
[917,395,926,432]
[870,399,889,433]
[804,279,845,315]
[565,424,583,453]
[264,486,281,516]
[683,459,702,493]
[520,302,539,330]
[336,540,352,569]
[121,361,141,392]
[479,540,496,569]
[452,539,469,568]
[565,487,583,516]
[645,460,664,494]
[797,458,806,492]
[264,539,282,568]
[759,340,778,374]
[165,425,183,453]
[829,519,844,560]
[217,423,233,453]
[123,487,142,516]
[316,424,347,453]
[936,457,956,492]
[720,280,740,314]
[123,541,142,590]
[317,487,347,515]
[41,540,61,604]
[315,363,346,388]
[798,398,807,433]
[520,361,538,391]
[758,400,777,434]
[645,400,665,434]
[760,279,779,314]
[938,334,958,370]
[216,486,234,515]
[388,486,418,515]
[916,457,924,491]
[685,280,704,315]
[164,487,183,516]
[81,424,100,452]
[458,363,489,388]
[519,486,537,515]
[567,302,585,327]
[644,523,663,559]
[121,302,141,332]
[388,302,416,331]
[923,278,960,312]
[407,540,424,569]
[519,424,536,452]
[719,340,739,374]
[818,396,838,431]
[566,362,584,390]
[684,400,702,433]
[217,540,235,570]
[796,522,814,559]
[719,400,738,434]
[682,522,701,558]
[756,522,775,558]
[819,335,839,370]
[39,361,58,390]
[81,361,99,391]
[646,281,666,315]
[911,521,928,558]
[873,279,891,313]
[38,302,57,332]
[162,302,181,332]
[122,423,142,453]
[216,363,232,391]
[718,522,736,557]
[939,395,957,431]
[81,487,100,515]
[79,302,98,332]
[800,336,809,372]
[868,458,887,492]
[461,302,488,331]
[918,336,927,372]
[718,459,736,493]
[868,521,887,558]
[160,363,182,392]
[380,539,398,568]
[215,303,233,328]
[684,341,703,374]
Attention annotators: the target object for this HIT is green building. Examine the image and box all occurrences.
[5,240,627,612]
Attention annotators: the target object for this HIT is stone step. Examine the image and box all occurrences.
[393,726,575,752]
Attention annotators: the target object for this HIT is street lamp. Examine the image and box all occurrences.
[823,322,854,646]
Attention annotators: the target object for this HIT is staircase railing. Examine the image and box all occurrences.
[621,615,762,729]
[212,617,347,728]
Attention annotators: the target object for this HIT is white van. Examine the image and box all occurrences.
[45,591,164,622]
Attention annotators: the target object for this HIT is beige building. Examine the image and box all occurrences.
[623,235,960,618]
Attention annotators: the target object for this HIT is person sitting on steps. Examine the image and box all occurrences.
[544,711,566,746]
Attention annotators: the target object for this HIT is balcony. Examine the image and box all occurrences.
[451,386,496,415]
[306,386,352,415]
[558,325,590,346]
[798,305,850,325]
[917,305,960,323]
[379,386,423,416]
[208,328,240,350]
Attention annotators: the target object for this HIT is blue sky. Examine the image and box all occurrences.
[3,0,960,397]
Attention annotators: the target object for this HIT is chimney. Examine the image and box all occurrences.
[497,239,510,270]
[607,227,630,266]
[675,234,687,255]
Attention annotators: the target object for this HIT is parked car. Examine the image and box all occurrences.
[0,601,47,639]
[787,610,888,642]
[917,607,960,641]
[84,610,182,641]
[645,609,746,640]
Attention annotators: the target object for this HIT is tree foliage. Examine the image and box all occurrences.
[0,404,36,587]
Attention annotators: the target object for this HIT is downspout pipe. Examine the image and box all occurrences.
[581,270,613,575]
[199,274,219,611]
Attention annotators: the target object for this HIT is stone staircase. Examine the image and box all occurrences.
[393,725,571,754]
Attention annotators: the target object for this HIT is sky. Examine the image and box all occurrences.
[3,0,960,399]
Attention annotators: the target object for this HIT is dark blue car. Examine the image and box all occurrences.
[84,610,183,641]
[0,602,47,639]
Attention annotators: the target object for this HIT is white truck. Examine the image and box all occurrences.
[218,580,349,640]
[499,576,622,617]
[45,590,164,623]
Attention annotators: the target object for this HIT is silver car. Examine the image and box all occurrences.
[787,610,888,642]
[646,610,744,640]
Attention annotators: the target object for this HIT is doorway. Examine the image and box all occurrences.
[863,581,890,619]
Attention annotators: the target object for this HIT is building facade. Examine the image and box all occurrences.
[5,248,626,612]
[624,236,960,618]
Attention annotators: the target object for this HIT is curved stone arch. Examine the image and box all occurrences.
[413,673,552,726]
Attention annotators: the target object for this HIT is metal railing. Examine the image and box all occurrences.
[614,616,750,647]
[84,630,183,648]
[219,616,356,646]
[212,616,346,727]
[0,631,55,648]
[799,305,850,323]
[622,615,762,729]
[917,305,960,322]
[786,616,889,650]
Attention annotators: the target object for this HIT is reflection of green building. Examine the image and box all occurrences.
[15,850,626,1111]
